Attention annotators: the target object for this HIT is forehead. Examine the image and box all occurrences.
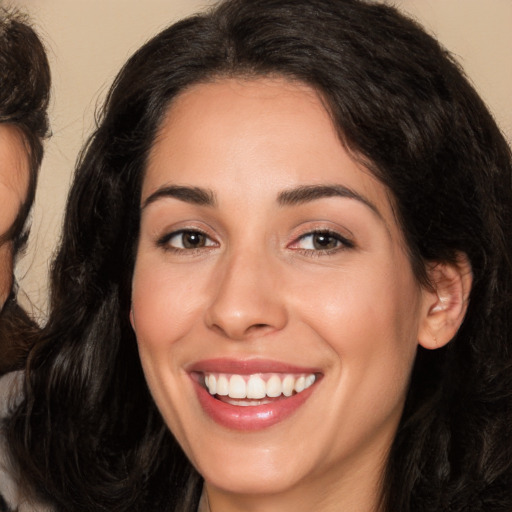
[144,77,398,232]
[0,124,30,237]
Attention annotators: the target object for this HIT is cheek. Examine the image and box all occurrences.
[289,264,422,458]
[130,258,202,434]
[131,258,202,344]
[292,261,422,384]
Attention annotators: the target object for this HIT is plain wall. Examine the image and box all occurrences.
[9,0,512,319]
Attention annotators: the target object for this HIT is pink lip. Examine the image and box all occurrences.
[188,358,320,375]
[188,358,321,431]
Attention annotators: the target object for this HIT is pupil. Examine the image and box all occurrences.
[313,233,336,250]
[183,232,204,248]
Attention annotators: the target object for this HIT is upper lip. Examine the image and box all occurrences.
[187,358,321,375]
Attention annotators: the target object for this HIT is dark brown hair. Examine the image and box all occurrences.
[10,1,512,510]
[0,6,51,254]
[0,8,51,374]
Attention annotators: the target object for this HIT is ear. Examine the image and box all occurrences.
[418,253,472,350]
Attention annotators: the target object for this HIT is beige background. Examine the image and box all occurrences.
[7,0,512,319]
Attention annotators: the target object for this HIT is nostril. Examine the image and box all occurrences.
[209,320,277,341]
[244,323,276,337]
[248,323,273,332]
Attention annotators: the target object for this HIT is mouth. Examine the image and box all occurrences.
[202,372,316,405]
[189,360,321,430]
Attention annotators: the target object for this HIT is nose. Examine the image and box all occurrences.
[204,248,288,341]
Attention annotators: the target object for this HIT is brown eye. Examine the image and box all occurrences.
[312,233,339,250]
[291,230,354,253]
[182,231,207,248]
[162,230,216,250]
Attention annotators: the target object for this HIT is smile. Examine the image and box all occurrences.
[189,360,321,430]
[203,373,316,402]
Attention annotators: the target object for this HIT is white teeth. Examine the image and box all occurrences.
[229,375,246,399]
[216,375,229,396]
[266,375,282,397]
[247,375,266,399]
[295,376,306,393]
[203,372,316,400]
[207,374,217,395]
[282,375,295,397]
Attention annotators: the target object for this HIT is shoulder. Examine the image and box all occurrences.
[0,372,54,512]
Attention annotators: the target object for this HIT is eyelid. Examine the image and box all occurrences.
[156,226,219,251]
[288,227,355,253]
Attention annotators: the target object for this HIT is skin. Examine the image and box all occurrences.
[0,124,30,310]
[131,78,470,512]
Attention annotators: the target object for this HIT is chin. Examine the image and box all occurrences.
[203,465,301,496]
[189,439,308,495]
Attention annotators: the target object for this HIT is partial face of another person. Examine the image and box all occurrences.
[131,78,442,503]
[0,125,29,309]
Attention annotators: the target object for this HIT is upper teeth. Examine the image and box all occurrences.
[204,373,316,399]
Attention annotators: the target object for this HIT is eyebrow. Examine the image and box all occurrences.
[277,184,381,217]
[142,183,382,219]
[142,185,217,209]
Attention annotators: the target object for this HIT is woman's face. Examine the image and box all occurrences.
[131,78,435,505]
[0,125,29,309]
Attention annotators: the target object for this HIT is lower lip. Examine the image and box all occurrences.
[192,378,317,431]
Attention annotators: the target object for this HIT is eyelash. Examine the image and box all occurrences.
[156,228,354,256]
[156,229,218,253]
[290,229,355,256]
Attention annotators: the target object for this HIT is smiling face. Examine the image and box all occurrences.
[0,124,30,310]
[131,78,435,510]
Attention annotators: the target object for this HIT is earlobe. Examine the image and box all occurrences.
[418,253,472,350]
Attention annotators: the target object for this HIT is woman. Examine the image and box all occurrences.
[9,0,512,510]
[0,7,51,511]
[0,7,50,375]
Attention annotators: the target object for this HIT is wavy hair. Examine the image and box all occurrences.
[0,8,51,374]
[9,0,512,510]
[0,7,51,255]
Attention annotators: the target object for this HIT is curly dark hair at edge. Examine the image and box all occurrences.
[8,0,512,510]
[0,8,51,374]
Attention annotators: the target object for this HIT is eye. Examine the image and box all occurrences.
[159,229,217,250]
[291,230,354,252]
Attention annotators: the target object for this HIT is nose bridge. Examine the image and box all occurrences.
[205,243,287,340]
